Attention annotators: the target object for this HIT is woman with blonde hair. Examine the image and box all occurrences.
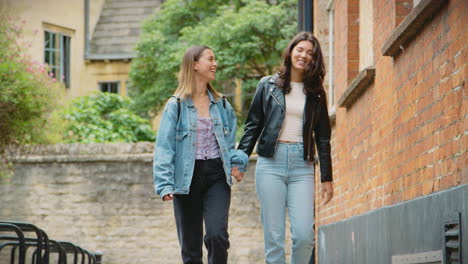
[153,45,247,264]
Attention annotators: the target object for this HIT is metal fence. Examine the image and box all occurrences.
[0,221,102,264]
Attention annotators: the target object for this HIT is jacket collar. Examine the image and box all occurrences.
[268,73,279,84]
[207,89,218,104]
[266,73,282,94]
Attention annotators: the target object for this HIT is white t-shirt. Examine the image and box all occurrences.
[278,82,305,142]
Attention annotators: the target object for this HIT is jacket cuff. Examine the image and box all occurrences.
[230,149,249,172]
[320,175,333,182]
[159,187,174,200]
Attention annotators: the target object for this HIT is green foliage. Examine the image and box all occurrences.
[62,92,156,143]
[129,0,296,116]
[0,16,59,152]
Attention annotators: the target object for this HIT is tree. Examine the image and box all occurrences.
[129,0,296,116]
[62,92,156,143]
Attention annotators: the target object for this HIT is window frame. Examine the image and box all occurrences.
[99,81,121,94]
[44,30,71,88]
[358,0,374,71]
[326,0,335,113]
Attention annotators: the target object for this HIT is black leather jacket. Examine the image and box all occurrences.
[238,74,333,182]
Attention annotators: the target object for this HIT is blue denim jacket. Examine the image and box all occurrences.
[153,91,248,198]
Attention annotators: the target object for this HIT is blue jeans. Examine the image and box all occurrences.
[256,143,315,264]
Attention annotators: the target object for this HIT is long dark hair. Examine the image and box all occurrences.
[276,32,326,98]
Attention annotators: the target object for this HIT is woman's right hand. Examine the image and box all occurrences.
[162,193,174,201]
[231,167,244,182]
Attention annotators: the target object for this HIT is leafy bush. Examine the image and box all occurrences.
[62,92,156,143]
[0,16,59,152]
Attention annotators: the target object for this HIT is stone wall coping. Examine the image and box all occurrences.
[9,142,155,156]
[13,153,153,163]
[9,142,258,163]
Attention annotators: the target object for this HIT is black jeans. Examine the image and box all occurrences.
[173,158,231,264]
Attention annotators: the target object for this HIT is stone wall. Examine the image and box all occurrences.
[0,143,293,264]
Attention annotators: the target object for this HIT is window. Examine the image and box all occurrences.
[337,0,376,108]
[327,0,335,111]
[99,82,120,93]
[44,31,71,88]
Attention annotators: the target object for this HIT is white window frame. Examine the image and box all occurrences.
[359,0,374,71]
[327,0,335,112]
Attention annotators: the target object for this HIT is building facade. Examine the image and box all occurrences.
[1,0,162,100]
[311,0,467,262]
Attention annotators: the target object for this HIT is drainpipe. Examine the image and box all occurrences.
[84,0,90,59]
[305,0,313,32]
[298,0,314,32]
[298,0,304,32]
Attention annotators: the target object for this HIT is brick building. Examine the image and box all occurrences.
[309,0,467,262]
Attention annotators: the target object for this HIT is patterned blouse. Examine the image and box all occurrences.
[195,117,221,160]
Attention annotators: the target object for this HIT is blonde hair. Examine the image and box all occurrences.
[174,45,221,100]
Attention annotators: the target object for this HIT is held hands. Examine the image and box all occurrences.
[162,193,173,201]
[321,181,334,205]
[231,167,244,182]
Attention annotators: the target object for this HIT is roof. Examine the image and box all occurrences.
[89,0,162,60]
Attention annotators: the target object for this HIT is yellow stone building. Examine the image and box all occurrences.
[1,0,162,100]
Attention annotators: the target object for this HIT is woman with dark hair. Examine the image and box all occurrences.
[237,32,333,263]
[153,45,248,264]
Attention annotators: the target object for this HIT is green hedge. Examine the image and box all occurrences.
[62,92,156,143]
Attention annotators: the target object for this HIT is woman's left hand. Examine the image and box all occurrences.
[321,181,333,205]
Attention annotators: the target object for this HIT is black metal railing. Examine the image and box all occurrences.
[0,221,102,264]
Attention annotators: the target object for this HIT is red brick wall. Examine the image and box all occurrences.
[395,0,412,26]
[316,0,467,226]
